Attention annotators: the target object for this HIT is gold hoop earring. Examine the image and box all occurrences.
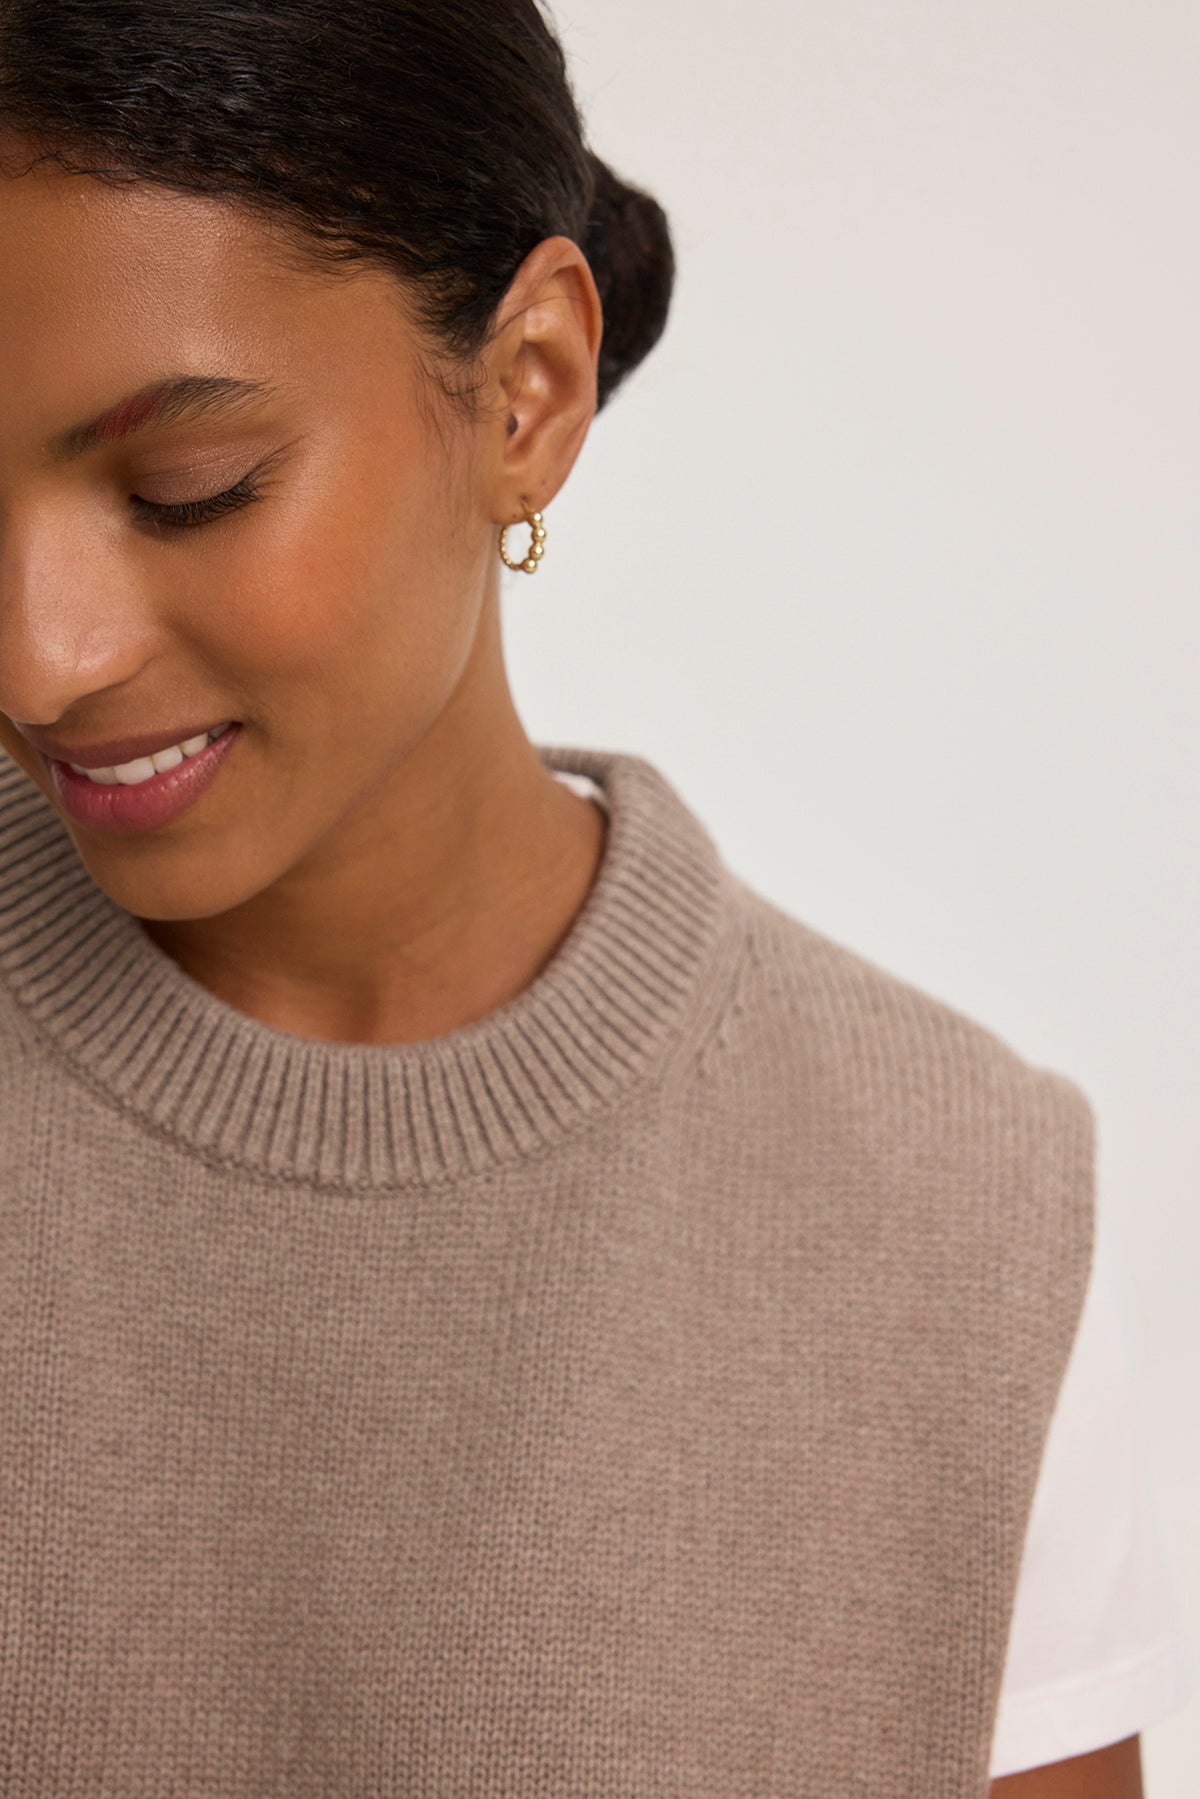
[498,505,548,575]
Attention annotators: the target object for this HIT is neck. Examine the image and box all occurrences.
[139,631,608,1049]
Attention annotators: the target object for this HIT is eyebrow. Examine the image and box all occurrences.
[45,374,278,464]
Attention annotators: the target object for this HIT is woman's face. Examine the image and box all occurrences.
[0,150,597,924]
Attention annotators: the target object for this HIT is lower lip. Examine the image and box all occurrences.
[46,724,242,835]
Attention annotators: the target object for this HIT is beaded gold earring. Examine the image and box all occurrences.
[498,504,548,575]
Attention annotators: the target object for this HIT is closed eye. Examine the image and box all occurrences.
[130,473,266,531]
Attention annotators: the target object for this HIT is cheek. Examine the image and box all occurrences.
[196,437,480,727]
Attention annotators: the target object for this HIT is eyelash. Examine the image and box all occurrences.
[130,473,266,532]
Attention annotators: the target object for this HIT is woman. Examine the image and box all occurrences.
[0,3,1189,1793]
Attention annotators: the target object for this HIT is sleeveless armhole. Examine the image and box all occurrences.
[989,1209,1197,1777]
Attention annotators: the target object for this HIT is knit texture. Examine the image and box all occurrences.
[0,740,1095,1797]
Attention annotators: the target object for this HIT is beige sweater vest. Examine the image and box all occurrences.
[0,740,1094,1797]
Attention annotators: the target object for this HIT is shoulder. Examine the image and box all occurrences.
[685,870,1097,1314]
[714,870,1096,1162]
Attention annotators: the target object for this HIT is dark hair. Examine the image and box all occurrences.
[0,0,675,414]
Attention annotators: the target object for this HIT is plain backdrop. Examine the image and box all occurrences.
[500,1,1200,1787]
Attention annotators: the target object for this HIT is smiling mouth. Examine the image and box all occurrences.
[46,723,244,836]
[63,722,236,785]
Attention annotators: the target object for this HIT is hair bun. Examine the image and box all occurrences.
[582,150,675,411]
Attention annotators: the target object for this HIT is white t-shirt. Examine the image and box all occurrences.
[554,768,1198,1778]
[989,1219,1196,1775]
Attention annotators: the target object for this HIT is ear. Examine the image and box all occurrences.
[483,235,603,529]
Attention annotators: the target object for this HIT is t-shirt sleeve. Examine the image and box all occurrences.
[988,1216,1197,1778]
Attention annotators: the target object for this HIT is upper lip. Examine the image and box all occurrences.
[17,721,234,770]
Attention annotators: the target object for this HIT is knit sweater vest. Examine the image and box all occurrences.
[0,739,1095,1798]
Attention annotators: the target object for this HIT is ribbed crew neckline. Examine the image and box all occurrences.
[0,742,729,1190]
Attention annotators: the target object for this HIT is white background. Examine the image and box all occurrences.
[504,2,1200,1786]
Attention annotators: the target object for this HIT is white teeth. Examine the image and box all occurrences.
[69,724,233,787]
[112,756,159,786]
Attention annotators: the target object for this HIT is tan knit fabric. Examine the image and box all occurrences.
[0,740,1094,1797]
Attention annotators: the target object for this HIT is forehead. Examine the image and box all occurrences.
[0,160,427,451]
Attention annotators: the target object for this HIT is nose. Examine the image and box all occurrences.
[0,511,157,729]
